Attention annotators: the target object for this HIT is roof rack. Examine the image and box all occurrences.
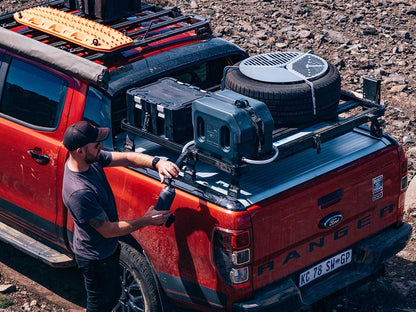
[86,14,211,61]
[1,2,212,64]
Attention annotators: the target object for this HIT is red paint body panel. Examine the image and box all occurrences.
[248,146,402,289]
[105,166,253,306]
[0,57,74,240]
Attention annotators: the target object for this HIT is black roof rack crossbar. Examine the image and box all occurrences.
[132,16,210,46]
[129,14,191,38]
[110,9,175,30]
[32,33,52,42]
[85,15,210,61]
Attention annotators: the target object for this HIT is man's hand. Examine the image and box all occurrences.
[89,206,172,238]
[144,205,172,226]
[155,159,180,183]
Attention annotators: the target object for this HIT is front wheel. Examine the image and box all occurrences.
[113,242,161,312]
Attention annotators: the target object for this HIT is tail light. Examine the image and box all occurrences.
[212,227,253,286]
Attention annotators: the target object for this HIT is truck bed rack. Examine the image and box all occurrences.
[272,91,385,160]
[121,79,386,180]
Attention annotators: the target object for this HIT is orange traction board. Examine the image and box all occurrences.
[14,6,133,52]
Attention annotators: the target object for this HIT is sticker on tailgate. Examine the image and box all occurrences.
[299,249,352,287]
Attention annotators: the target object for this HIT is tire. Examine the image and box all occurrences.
[113,242,161,312]
[224,61,341,126]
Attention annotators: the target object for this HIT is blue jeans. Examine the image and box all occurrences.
[76,246,121,312]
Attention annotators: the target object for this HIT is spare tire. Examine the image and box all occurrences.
[224,52,341,126]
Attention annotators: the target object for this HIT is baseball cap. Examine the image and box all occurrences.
[63,120,109,151]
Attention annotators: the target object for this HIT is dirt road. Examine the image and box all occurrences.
[0,241,85,311]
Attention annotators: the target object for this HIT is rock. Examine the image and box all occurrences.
[333,57,346,69]
[397,30,411,39]
[298,30,312,39]
[357,57,375,69]
[391,120,406,129]
[405,175,416,211]
[386,73,406,84]
[276,42,288,49]
[361,26,378,35]
[352,14,363,22]
[0,284,16,294]
[334,14,348,23]
[189,0,197,9]
[323,29,350,44]
[403,136,414,144]
[23,302,31,311]
[406,6,416,15]
[280,25,293,33]
[390,84,407,93]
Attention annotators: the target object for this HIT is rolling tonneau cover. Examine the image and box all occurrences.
[196,126,393,207]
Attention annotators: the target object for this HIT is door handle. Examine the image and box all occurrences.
[28,148,50,165]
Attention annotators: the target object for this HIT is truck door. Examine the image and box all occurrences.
[0,54,73,243]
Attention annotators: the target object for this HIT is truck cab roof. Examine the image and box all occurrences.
[0,0,247,94]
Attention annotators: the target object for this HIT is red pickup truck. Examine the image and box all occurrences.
[0,1,411,311]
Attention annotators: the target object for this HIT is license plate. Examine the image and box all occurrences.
[299,249,352,287]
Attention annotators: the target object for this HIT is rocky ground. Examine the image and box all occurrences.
[0,0,415,311]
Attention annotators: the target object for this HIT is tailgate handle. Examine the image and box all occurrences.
[318,189,343,209]
[28,148,50,165]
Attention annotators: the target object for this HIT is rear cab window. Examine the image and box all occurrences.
[168,57,234,91]
[83,86,113,150]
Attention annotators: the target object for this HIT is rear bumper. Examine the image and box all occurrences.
[232,223,412,312]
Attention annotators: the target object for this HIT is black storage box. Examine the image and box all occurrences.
[192,90,274,165]
[126,78,207,143]
[80,0,141,22]
[64,0,79,10]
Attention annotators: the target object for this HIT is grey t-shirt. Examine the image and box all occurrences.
[62,150,119,260]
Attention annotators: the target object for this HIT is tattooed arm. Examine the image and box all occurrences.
[88,206,171,238]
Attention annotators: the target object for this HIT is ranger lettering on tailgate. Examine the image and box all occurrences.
[258,203,395,276]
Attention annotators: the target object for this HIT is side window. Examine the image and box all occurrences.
[83,86,113,150]
[0,57,68,129]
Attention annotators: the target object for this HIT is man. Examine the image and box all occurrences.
[62,120,179,312]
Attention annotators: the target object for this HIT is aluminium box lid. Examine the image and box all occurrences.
[128,77,209,109]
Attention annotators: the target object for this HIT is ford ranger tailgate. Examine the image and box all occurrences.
[241,129,403,290]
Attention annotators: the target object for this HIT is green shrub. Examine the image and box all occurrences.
[0,293,13,308]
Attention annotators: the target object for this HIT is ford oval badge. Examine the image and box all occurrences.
[319,213,343,229]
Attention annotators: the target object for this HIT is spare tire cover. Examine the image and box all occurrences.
[224,52,341,126]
